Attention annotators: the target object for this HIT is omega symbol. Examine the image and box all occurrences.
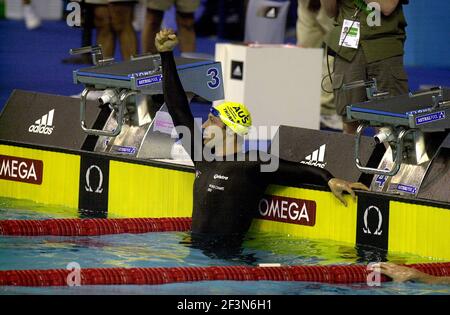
[363,205,383,235]
[85,165,103,194]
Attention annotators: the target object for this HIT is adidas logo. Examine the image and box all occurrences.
[231,61,243,80]
[233,65,242,78]
[265,7,277,18]
[28,109,55,135]
[300,144,327,168]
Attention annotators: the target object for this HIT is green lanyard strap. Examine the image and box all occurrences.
[353,0,372,15]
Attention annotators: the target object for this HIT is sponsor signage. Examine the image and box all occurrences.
[129,70,159,78]
[394,183,417,195]
[301,144,327,169]
[0,155,43,185]
[111,145,137,155]
[264,7,278,19]
[273,126,381,183]
[356,195,390,250]
[28,109,55,135]
[0,90,105,150]
[257,195,316,226]
[415,111,445,125]
[231,61,244,80]
[78,154,109,217]
[136,74,163,87]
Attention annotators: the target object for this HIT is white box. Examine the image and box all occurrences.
[215,43,323,139]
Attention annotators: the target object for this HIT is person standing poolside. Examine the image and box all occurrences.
[321,0,409,134]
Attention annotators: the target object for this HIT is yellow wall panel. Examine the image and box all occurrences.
[108,160,194,218]
[389,201,450,260]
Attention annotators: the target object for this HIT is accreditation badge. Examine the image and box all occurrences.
[339,19,360,49]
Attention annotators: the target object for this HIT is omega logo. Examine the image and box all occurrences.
[85,165,103,194]
[363,205,383,236]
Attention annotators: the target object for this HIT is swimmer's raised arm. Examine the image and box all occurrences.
[155,28,179,53]
[157,29,201,161]
[156,28,192,124]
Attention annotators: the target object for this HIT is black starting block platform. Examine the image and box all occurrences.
[73,55,223,101]
[347,88,450,131]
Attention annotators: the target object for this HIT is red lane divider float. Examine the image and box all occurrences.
[0,218,192,236]
[0,263,449,286]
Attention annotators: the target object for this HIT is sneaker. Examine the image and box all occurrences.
[23,4,41,30]
[320,114,343,130]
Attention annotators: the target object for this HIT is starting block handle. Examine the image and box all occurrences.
[80,88,137,137]
[355,123,413,176]
[70,45,113,66]
[343,78,387,100]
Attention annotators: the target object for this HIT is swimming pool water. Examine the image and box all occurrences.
[0,198,449,295]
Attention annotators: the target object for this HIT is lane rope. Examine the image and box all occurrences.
[2,219,449,287]
[0,218,192,236]
[0,263,449,286]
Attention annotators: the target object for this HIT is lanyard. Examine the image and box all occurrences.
[353,0,371,14]
[351,7,361,20]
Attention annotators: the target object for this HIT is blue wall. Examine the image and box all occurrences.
[403,1,450,68]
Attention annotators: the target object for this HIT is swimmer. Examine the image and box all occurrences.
[379,262,450,285]
[156,28,369,250]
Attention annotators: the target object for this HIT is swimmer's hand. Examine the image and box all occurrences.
[327,178,369,207]
[155,28,179,53]
[377,263,437,283]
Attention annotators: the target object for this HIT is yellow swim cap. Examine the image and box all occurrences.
[211,102,252,135]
